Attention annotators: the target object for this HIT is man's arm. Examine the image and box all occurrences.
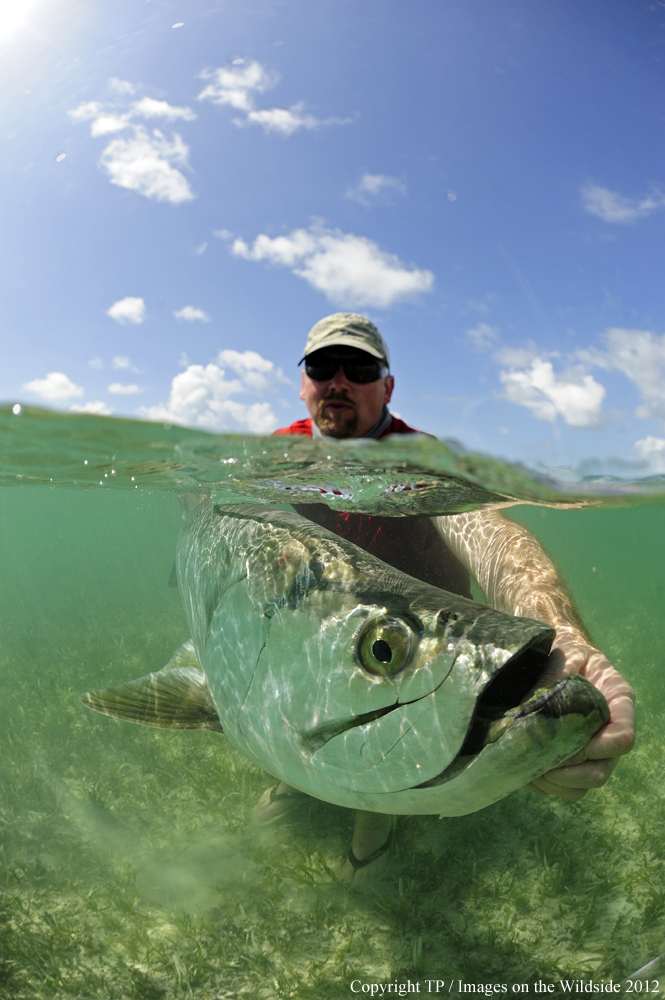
[432,509,635,800]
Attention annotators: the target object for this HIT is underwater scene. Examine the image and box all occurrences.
[1,407,664,999]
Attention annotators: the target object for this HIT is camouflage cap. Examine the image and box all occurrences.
[300,313,390,365]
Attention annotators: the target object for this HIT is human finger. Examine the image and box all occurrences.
[550,644,636,761]
[582,679,635,760]
[541,755,619,790]
[524,776,588,801]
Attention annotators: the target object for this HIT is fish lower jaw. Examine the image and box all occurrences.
[484,678,571,742]
[415,673,609,794]
[454,638,556,757]
[478,677,573,744]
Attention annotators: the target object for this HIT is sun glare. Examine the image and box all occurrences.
[0,0,47,43]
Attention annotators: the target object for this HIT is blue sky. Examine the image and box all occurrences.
[1,0,665,477]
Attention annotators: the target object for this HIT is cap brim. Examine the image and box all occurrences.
[300,335,387,362]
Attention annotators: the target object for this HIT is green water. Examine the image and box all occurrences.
[1,410,665,998]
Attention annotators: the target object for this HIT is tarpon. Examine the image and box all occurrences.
[82,503,609,817]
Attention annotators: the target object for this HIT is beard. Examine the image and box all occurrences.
[314,392,358,438]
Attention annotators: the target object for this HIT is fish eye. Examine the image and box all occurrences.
[357,616,417,677]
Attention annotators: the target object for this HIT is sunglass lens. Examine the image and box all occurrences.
[347,364,381,384]
[305,364,337,380]
[305,359,383,383]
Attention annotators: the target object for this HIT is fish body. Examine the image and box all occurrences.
[83,502,608,818]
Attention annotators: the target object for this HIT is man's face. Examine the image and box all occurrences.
[299,346,394,439]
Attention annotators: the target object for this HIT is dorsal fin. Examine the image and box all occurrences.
[81,642,222,732]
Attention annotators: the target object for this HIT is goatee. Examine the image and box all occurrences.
[315,394,358,438]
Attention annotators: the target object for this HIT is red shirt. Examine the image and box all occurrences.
[272,416,471,598]
[273,415,423,438]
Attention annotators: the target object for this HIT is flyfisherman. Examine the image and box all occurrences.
[255,313,635,886]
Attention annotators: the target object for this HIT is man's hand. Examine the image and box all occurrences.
[524,641,635,801]
[433,510,636,800]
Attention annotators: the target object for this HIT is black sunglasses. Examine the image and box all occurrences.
[304,356,389,384]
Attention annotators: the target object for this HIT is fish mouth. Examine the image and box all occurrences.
[415,651,610,791]
[456,634,555,756]
[301,632,553,756]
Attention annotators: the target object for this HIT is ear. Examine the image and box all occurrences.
[383,375,395,405]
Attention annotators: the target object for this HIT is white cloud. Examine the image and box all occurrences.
[68,101,102,122]
[173,305,210,322]
[139,364,271,433]
[100,128,194,204]
[241,102,344,136]
[499,359,606,428]
[70,400,113,415]
[90,113,132,137]
[231,224,434,308]
[22,372,85,401]
[197,61,278,112]
[197,60,348,136]
[108,78,134,94]
[466,322,499,350]
[213,229,233,240]
[108,382,141,394]
[107,297,146,325]
[69,90,197,205]
[346,173,406,205]
[141,394,277,434]
[131,97,197,121]
[494,342,549,369]
[580,327,665,422]
[215,349,290,393]
[69,96,196,137]
[112,355,140,371]
[581,183,665,224]
[138,349,289,433]
[88,357,104,369]
[494,327,665,431]
[635,436,665,473]
[193,241,207,255]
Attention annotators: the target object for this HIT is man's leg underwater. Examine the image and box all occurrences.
[255,784,395,884]
[340,810,394,886]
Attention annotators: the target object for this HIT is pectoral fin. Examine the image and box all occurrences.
[81,659,223,732]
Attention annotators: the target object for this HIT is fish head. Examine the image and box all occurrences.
[193,506,607,811]
[254,580,557,796]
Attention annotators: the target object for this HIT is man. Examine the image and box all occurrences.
[255,312,635,886]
